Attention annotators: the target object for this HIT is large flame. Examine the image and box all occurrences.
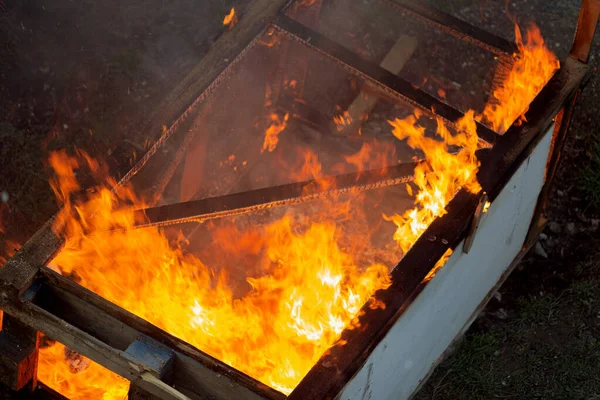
[480,24,560,133]
[384,23,558,252]
[43,149,391,395]
[36,23,557,398]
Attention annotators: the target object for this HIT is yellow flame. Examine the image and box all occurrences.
[483,201,491,214]
[44,148,390,394]
[480,24,560,133]
[223,7,238,29]
[36,23,558,398]
[38,341,129,399]
[384,110,481,253]
[262,112,289,152]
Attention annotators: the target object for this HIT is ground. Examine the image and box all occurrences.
[0,0,599,399]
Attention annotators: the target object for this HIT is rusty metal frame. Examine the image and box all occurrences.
[0,1,596,399]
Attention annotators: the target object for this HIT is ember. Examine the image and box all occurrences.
[223,7,238,30]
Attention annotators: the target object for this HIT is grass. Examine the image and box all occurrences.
[415,245,600,400]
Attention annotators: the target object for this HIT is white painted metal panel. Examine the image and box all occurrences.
[337,126,554,400]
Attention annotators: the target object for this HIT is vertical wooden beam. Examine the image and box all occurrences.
[0,314,39,391]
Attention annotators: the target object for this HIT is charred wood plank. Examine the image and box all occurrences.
[0,315,39,391]
[382,0,518,56]
[135,162,417,228]
[0,217,61,298]
[273,15,500,145]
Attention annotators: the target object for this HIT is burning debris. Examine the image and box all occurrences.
[34,17,559,400]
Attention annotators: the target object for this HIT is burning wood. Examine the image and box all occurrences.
[35,21,559,399]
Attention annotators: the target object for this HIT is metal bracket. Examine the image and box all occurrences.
[463,193,489,254]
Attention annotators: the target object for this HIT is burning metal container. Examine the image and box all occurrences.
[0,0,598,399]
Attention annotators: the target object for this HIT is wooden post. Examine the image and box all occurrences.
[0,314,39,391]
[332,34,418,136]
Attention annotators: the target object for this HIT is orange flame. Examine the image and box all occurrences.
[43,149,390,395]
[423,248,453,282]
[385,23,557,253]
[38,340,129,399]
[262,112,289,153]
[223,7,238,29]
[341,141,398,173]
[483,201,491,213]
[333,111,353,131]
[37,23,557,397]
[480,24,560,133]
[384,110,481,253]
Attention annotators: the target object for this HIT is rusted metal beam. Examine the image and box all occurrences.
[273,15,500,144]
[135,162,417,228]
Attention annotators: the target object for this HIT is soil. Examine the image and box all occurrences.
[0,0,599,399]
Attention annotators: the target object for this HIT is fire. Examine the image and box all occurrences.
[480,24,560,133]
[0,239,19,267]
[341,141,398,173]
[262,112,289,152]
[384,23,557,253]
[44,149,390,395]
[423,248,453,282]
[38,340,129,399]
[384,110,482,253]
[223,7,238,30]
[36,23,557,398]
[483,201,491,213]
[333,111,353,131]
